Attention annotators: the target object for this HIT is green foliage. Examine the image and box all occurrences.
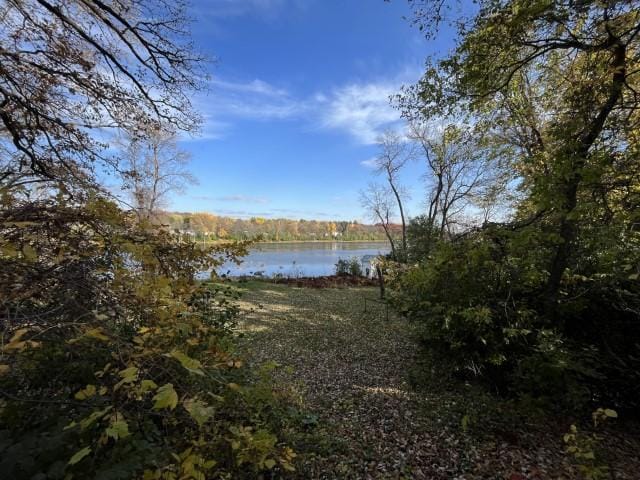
[563,409,618,480]
[388,219,640,411]
[0,193,296,479]
[392,0,640,418]
[334,257,363,277]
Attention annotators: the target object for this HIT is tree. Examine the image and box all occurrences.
[373,130,412,258]
[404,0,640,301]
[0,1,300,477]
[360,183,398,259]
[387,0,640,413]
[0,0,202,193]
[119,127,195,221]
[408,121,501,249]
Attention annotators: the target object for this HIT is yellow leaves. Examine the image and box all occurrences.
[227,383,241,392]
[85,327,109,342]
[68,446,91,465]
[0,364,10,376]
[152,383,178,410]
[139,379,158,394]
[166,446,216,480]
[68,326,109,344]
[74,384,97,400]
[1,243,19,258]
[2,328,40,352]
[114,366,139,390]
[279,446,297,472]
[593,407,618,427]
[167,350,204,376]
[22,244,37,262]
[183,397,214,427]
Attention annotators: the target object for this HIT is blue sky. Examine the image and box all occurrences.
[172,0,457,221]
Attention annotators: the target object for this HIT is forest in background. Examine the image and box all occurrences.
[159,212,392,241]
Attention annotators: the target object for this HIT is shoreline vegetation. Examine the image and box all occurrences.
[159,211,397,243]
[201,239,390,245]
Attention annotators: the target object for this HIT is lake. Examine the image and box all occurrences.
[218,241,390,277]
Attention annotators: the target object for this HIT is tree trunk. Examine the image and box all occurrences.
[389,181,406,259]
[545,42,626,302]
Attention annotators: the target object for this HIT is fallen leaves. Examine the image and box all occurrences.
[235,281,640,479]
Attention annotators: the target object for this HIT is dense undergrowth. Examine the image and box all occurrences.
[0,194,298,480]
[386,220,640,417]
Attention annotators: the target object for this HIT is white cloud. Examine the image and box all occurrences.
[192,77,303,138]
[209,78,288,97]
[192,194,270,204]
[360,157,379,169]
[320,82,400,144]
[193,67,420,142]
[218,194,270,204]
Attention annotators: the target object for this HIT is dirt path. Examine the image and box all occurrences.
[235,282,640,479]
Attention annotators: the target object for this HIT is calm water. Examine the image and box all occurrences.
[218,241,390,277]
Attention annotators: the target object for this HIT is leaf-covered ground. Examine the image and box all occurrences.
[234,281,640,479]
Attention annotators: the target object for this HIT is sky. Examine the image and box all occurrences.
[171,0,458,222]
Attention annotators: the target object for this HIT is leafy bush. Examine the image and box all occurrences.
[387,223,640,414]
[334,257,363,277]
[0,194,296,479]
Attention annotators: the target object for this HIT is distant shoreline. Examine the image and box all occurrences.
[254,239,389,244]
[200,239,390,245]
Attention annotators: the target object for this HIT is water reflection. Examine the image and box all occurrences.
[218,241,390,277]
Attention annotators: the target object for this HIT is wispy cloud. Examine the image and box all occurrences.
[318,81,403,144]
[192,194,270,204]
[209,78,288,97]
[360,157,379,169]
[193,67,420,143]
[194,77,303,137]
[271,208,334,217]
[218,194,269,204]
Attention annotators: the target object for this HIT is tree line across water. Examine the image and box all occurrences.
[160,212,393,242]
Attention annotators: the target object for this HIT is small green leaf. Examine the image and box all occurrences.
[168,350,204,376]
[79,406,112,430]
[183,398,214,427]
[152,383,178,410]
[604,409,618,418]
[140,379,158,393]
[68,446,91,465]
[106,417,130,440]
[114,366,139,390]
[264,459,276,469]
[119,366,139,379]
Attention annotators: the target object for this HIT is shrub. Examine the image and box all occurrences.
[0,195,296,479]
[387,223,640,414]
[334,257,363,277]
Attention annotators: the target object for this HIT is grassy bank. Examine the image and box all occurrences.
[232,280,640,479]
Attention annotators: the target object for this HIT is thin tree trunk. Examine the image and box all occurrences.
[389,180,406,258]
